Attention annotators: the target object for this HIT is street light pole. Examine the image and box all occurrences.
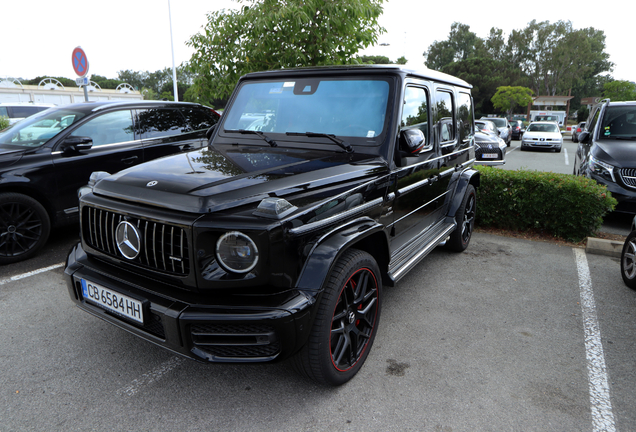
[168,0,179,101]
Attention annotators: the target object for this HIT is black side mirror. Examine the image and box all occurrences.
[578,131,590,144]
[61,136,93,152]
[399,129,428,154]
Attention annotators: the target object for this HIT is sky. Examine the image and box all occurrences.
[2,0,633,86]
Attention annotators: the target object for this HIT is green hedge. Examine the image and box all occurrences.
[475,166,617,242]
[0,116,9,130]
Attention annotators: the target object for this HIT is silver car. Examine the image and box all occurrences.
[520,121,563,152]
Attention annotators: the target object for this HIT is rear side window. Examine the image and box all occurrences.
[457,92,473,143]
[181,107,218,131]
[435,90,455,143]
[136,108,187,139]
[10,106,43,118]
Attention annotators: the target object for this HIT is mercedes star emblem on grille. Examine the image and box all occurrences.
[116,221,142,259]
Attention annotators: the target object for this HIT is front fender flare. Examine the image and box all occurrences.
[294,217,387,293]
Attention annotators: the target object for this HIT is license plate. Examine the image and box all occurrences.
[482,153,498,159]
[81,279,144,324]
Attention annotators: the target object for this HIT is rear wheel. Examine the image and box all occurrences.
[0,193,51,264]
[621,232,636,290]
[292,249,381,385]
[445,185,476,252]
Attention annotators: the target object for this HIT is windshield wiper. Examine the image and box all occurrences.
[224,129,277,147]
[286,132,354,153]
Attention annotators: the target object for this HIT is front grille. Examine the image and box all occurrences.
[475,144,501,159]
[83,206,190,275]
[190,323,280,359]
[619,168,636,189]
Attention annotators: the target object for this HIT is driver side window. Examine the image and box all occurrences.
[401,86,429,141]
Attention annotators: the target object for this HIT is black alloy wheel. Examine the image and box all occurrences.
[292,249,381,386]
[0,193,51,264]
[445,184,476,252]
[621,231,636,290]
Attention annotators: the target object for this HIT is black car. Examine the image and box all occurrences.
[474,130,506,165]
[509,120,524,140]
[574,99,636,213]
[571,121,586,143]
[64,65,480,385]
[0,100,219,263]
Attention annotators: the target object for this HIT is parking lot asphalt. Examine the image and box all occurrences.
[1,232,634,431]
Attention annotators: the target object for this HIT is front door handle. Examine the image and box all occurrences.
[121,156,139,165]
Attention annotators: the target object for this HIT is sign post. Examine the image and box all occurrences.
[71,46,90,102]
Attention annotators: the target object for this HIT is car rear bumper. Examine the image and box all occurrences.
[64,243,314,363]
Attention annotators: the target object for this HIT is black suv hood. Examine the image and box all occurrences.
[93,146,387,214]
[593,139,636,167]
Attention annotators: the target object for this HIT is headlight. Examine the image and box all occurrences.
[216,231,259,273]
[588,155,616,182]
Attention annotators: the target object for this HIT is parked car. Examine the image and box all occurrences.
[621,216,636,289]
[480,116,511,146]
[474,130,506,165]
[475,119,499,136]
[509,120,524,140]
[0,102,56,125]
[0,100,219,264]
[520,121,563,152]
[571,121,586,143]
[574,99,636,213]
[64,65,480,386]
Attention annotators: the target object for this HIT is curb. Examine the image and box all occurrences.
[586,237,624,258]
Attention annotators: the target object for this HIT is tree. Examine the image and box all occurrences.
[359,55,390,64]
[491,86,534,118]
[186,0,385,101]
[424,22,479,70]
[507,20,613,96]
[603,80,636,101]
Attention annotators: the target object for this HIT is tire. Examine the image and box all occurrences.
[445,184,476,252]
[621,231,636,290]
[292,249,382,385]
[557,147,562,153]
[0,193,51,264]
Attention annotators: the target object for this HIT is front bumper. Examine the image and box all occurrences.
[65,243,315,363]
[521,140,562,150]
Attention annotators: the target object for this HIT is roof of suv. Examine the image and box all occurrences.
[41,100,208,115]
[242,64,473,89]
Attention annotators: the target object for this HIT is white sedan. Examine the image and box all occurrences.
[520,121,564,152]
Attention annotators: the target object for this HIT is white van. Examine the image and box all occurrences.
[0,102,56,125]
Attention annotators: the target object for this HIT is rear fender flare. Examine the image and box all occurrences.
[447,168,480,219]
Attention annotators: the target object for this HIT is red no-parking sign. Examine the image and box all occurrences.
[72,47,89,77]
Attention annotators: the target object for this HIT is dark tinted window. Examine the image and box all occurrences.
[182,107,218,131]
[401,86,429,140]
[11,106,45,118]
[136,108,187,139]
[434,90,454,142]
[457,92,473,143]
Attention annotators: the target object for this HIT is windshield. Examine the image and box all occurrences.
[527,123,559,133]
[476,121,494,131]
[600,106,636,139]
[0,108,86,148]
[222,78,391,140]
[485,118,506,127]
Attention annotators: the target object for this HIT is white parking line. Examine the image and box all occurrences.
[117,356,185,396]
[564,147,569,165]
[0,263,64,286]
[573,248,616,432]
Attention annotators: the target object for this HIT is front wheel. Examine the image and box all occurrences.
[621,232,636,290]
[292,249,381,385]
[0,193,51,264]
[445,184,476,252]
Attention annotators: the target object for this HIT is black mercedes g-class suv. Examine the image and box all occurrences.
[65,66,479,385]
